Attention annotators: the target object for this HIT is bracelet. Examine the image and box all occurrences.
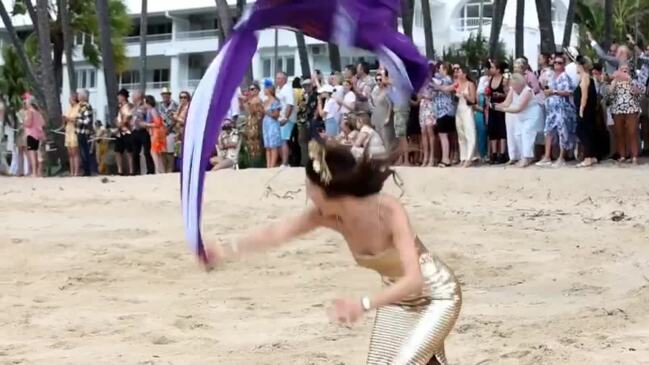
[360,296,372,311]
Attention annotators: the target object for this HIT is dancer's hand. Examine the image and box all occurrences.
[328,298,364,326]
[200,242,238,271]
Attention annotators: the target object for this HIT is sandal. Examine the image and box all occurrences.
[438,162,451,168]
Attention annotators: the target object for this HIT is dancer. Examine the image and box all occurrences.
[206,141,462,365]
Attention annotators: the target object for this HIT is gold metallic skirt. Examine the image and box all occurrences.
[366,253,462,365]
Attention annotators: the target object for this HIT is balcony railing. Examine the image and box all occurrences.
[118,81,171,90]
[181,79,202,90]
[176,29,219,40]
[123,33,173,44]
[454,17,493,32]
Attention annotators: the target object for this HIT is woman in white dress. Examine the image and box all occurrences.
[495,74,543,167]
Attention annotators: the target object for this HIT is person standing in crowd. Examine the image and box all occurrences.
[474,64,490,161]
[343,64,355,81]
[62,92,80,176]
[94,120,110,174]
[393,93,411,166]
[418,62,437,166]
[351,110,386,159]
[262,80,282,168]
[432,63,457,167]
[114,88,134,176]
[23,97,45,177]
[318,84,340,137]
[370,69,395,152]
[75,89,95,176]
[587,32,629,75]
[454,66,477,167]
[12,96,29,176]
[241,83,265,168]
[537,53,555,97]
[172,91,191,171]
[275,72,296,167]
[158,87,178,173]
[407,93,422,165]
[354,62,374,113]
[537,54,576,167]
[297,78,317,166]
[486,60,508,164]
[131,90,155,175]
[211,119,241,170]
[591,63,613,160]
[144,95,167,173]
[606,64,644,165]
[573,56,599,167]
[336,79,357,116]
[336,113,359,145]
[495,74,543,168]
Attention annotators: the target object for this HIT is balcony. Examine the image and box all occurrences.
[176,29,219,40]
[454,17,493,32]
[123,33,173,44]
[180,79,202,91]
[118,81,170,91]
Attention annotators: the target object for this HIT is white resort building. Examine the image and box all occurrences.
[0,0,577,122]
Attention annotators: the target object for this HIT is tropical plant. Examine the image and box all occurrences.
[0,47,29,174]
[443,31,507,75]
[576,0,649,50]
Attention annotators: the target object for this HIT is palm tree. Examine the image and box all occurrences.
[515,0,525,57]
[96,0,119,122]
[0,46,29,174]
[36,0,62,128]
[328,43,342,72]
[535,0,556,54]
[604,0,613,46]
[421,0,435,59]
[139,0,147,93]
[59,0,77,92]
[489,0,508,58]
[0,1,44,107]
[215,0,233,44]
[563,0,576,48]
[400,0,414,40]
[295,31,311,77]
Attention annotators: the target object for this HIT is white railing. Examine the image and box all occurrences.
[176,29,219,40]
[118,82,171,90]
[123,33,173,44]
[454,17,493,32]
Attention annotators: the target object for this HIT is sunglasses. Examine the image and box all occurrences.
[555,61,565,65]
[179,95,189,99]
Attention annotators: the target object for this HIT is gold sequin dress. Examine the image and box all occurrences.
[354,238,462,365]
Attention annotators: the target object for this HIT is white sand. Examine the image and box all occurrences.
[1,167,649,364]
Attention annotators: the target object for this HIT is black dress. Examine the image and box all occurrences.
[407,94,421,136]
[488,76,507,140]
[574,77,598,159]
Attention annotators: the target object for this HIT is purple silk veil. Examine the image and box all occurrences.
[181,0,429,261]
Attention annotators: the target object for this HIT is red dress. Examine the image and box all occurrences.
[150,114,167,153]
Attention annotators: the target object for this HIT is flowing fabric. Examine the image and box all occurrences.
[181,0,429,260]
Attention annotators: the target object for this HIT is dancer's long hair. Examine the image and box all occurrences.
[305,141,398,198]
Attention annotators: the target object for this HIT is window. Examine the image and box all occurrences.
[286,57,295,77]
[153,68,170,83]
[148,22,172,35]
[74,32,94,46]
[76,69,97,89]
[119,70,140,85]
[262,58,272,78]
[457,0,494,31]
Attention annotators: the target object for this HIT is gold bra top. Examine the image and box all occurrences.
[353,237,429,278]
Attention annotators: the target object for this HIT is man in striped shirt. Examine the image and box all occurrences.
[76,89,95,176]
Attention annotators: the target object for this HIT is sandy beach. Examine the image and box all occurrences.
[1,166,649,365]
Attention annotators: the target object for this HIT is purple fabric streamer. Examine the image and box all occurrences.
[181,0,429,261]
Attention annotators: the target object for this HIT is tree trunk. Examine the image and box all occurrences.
[236,0,253,86]
[60,0,77,92]
[139,0,148,93]
[215,0,233,44]
[0,1,45,107]
[36,0,62,127]
[53,34,64,94]
[421,0,435,59]
[603,0,613,48]
[489,0,507,58]
[400,0,414,40]
[96,0,119,122]
[295,31,311,77]
[515,0,525,58]
[535,0,556,54]
[328,43,342,73]
[562,0,575,48]
[0,118,8,175]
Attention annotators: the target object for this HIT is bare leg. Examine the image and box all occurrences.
[625,113,640,160]
[427,126,436,165]
[28,150,38,177]
[126,153,134,175]
[439,133,451,165]
[281,142,289,166]
[420,128,429,166]
[270,148,279,167]
[115,152,124,175]
[613,114,627,161]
